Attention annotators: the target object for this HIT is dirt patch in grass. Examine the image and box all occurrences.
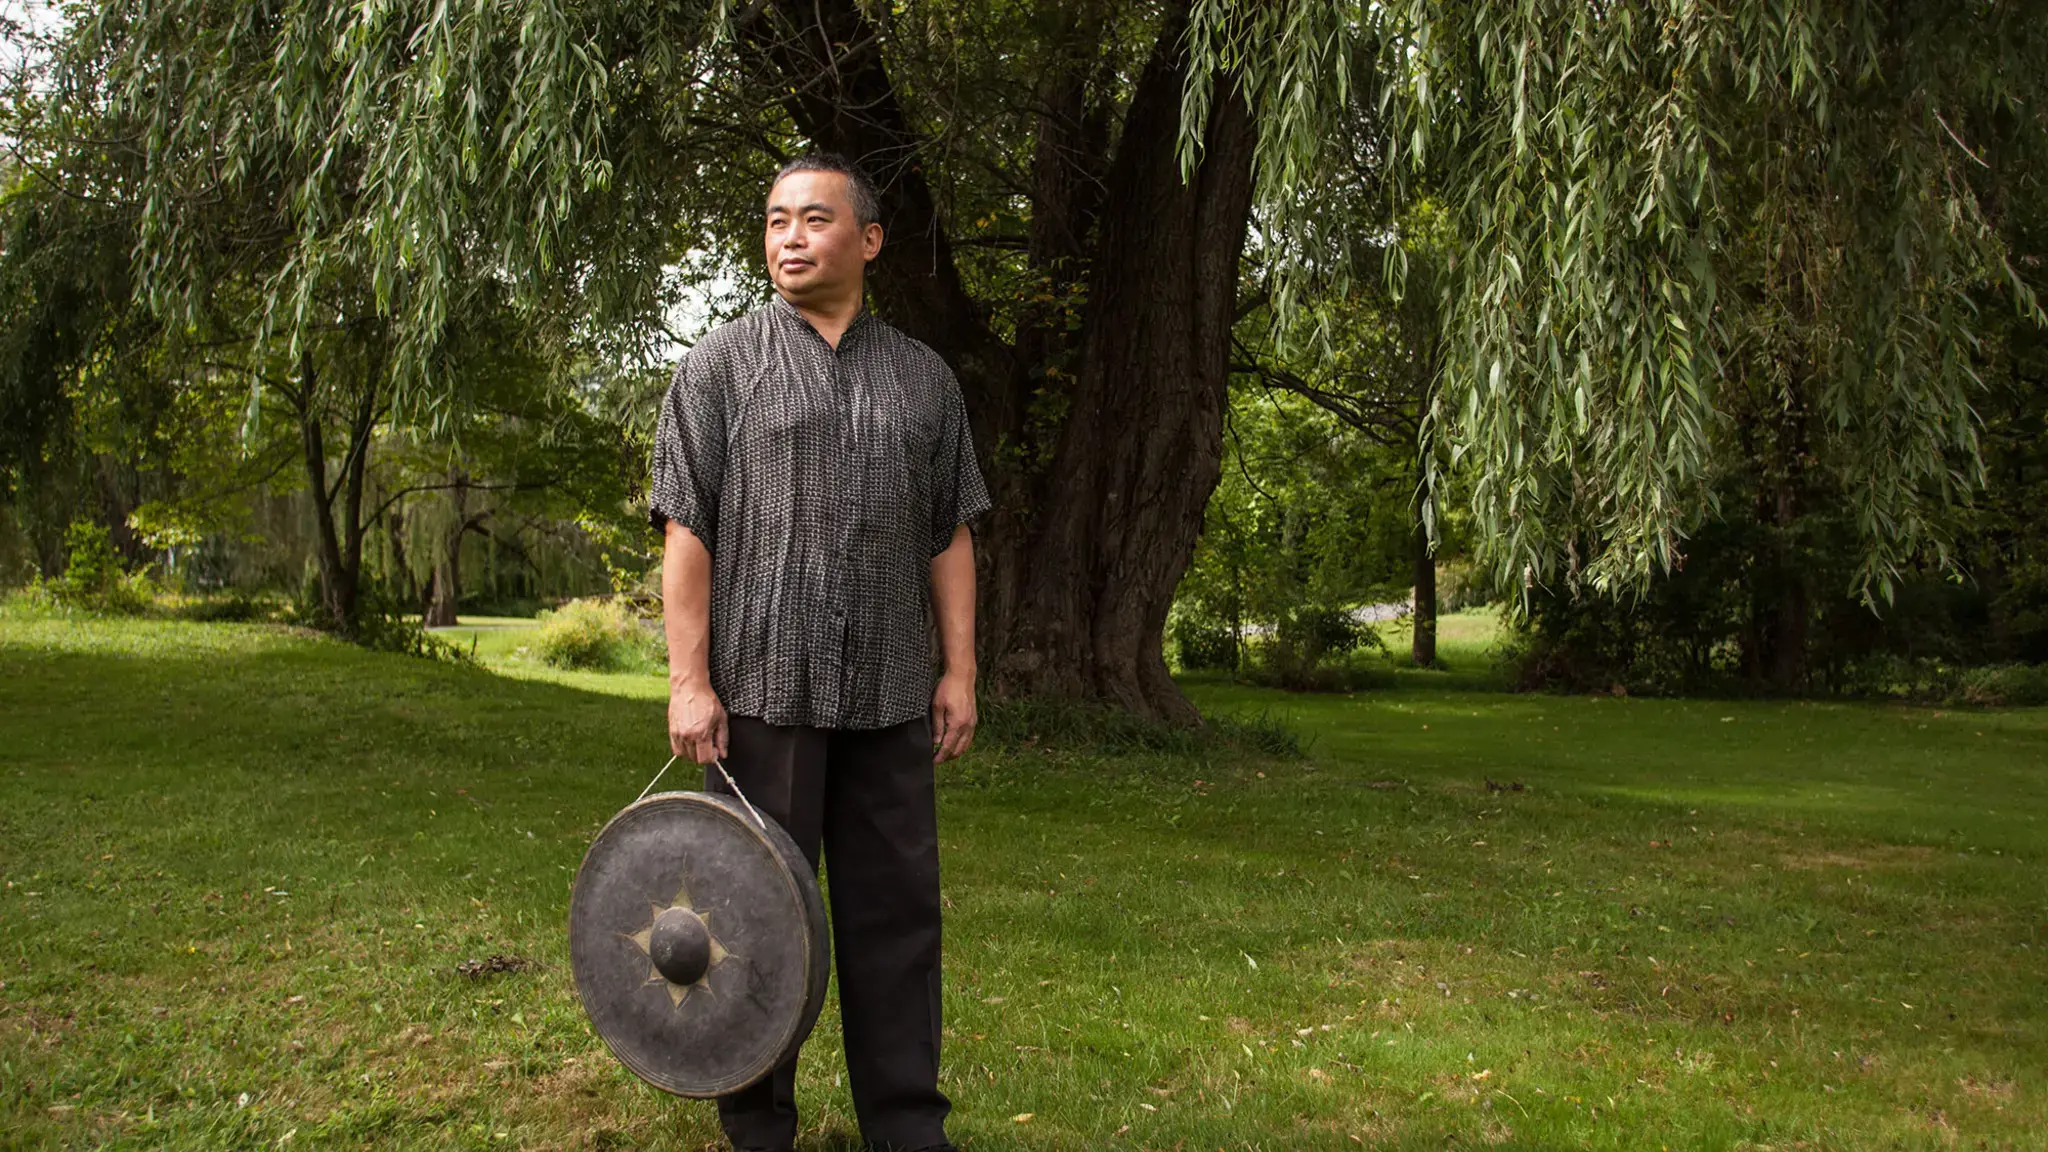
[1957,1075,2017,1102]
[517,1055,619,1124]
[1778,845,1937,870]
[0,1000,76,1048]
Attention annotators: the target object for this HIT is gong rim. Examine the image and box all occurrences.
[569,789,830,1098]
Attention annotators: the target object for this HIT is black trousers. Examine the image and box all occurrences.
[706,714,951,1152]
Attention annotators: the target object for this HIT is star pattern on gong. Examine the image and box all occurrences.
[623,876,732,1010]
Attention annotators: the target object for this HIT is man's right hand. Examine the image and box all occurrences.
[668,678,729,764]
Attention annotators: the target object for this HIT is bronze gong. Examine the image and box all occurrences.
[569,788,829,1097]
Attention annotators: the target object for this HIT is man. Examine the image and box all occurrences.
[648,153,988,1152]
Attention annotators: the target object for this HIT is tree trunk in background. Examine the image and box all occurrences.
[292,348,380,635]
[748,0,1255,723]
[1764,475,1811,692]
[424,474,466,627]
[386,506,418,608]
[1742,359,1813,694]
[1411,516,1438,667]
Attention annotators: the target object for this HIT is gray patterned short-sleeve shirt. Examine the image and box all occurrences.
[649,293,992,730]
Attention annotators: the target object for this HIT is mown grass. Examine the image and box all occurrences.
[3,604,2044,1150]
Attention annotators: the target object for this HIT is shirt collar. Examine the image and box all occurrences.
[770,291,871,348]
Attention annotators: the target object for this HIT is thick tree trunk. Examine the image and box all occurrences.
[748,1,1257,723]
[1411,516,1438,667]
[990,30,1255,723]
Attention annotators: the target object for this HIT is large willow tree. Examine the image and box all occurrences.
[34,0,1258,719]
[1189,0,2046,636]
[23,0,2044,707]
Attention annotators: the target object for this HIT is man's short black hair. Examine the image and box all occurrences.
[771,153,883,229]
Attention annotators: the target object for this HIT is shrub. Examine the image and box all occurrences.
[357,603,473,664]
[1171,615,1239,671]
[1436,561,1500,614]
[536,598,655,671]
[171,593,274,623]
[1246,603,1384,691]
[51,521,154,615]
[1952,663,2048,708]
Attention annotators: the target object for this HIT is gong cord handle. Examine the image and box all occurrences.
[637,754,768,832]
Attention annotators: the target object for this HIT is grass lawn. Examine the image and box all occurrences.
[3,605,2044,1150]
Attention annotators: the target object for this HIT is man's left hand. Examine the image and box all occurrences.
[931,671,977,763]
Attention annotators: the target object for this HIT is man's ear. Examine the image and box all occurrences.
[862,221,884,262]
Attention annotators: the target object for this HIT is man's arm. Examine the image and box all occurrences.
[929,523,977,763]
[664,520,727,763]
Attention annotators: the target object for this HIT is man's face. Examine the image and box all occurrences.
[764,171,882,304]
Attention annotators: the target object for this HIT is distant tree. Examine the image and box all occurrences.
[3,1,661,632]
[1230,227,1452,666]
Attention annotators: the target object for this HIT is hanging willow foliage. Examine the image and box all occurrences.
[59,0,732,417]
[1186,0,2045,601]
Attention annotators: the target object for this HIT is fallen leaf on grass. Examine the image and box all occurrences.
[1012,1113,1034,1123]
[456,954,535,980]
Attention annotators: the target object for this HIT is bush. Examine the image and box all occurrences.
[536,598,658,671]
[1436,560,1500,615]
[1246,603,1384,691]
[50,521,154,615]
[170,592,274,623]
[357,603,474,664]
[1171,615,1239,671]
[1952,663,2048,708]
